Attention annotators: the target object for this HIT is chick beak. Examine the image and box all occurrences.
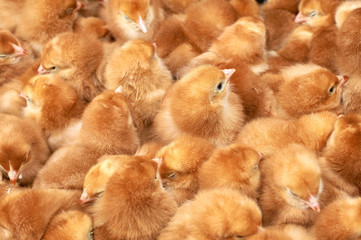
[9,43,28,57]
[19,91,27,100]
[8,166,19,185]
[137,17,148,33]
[115,85,123,93]
[79,190,94,204]
[295,12,306,23]
[37,64,49,75]
[75,1,84,12]
[338,75,349,88]
[222,69,236,83]
[308,194,320,212]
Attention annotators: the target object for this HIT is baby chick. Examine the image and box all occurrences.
[259,144,323,227]
[198,143,262,200]
[90,156,177,240]
[21,75,86,152]
[0,188,81,240]
[158,188,262,240]
[312,197,361,240]
[0,114,50,186]
[39,32,104,102]
[104,0,165,43]
[261,0,301,14]
[42,210,93,240]
[101,39,173,141]
[153,65,245,147]
[156,135,215,205]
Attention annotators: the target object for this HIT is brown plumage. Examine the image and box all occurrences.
[259,144,323,227]
[198,143,262,200]
[21,75,86,152]
[73,16,109,39]
[33,89,139,189]
[0,188,81,240]
[158,189,262,240]
[0,114,50,186]
[261,0,301,14]
[38,32,104,102]
[90,156,177,240]
[104,0,165,43]
[312,197,361,240]
[153,65,244,146]
[247,224,316,240]
[236,111,337,156]
[101,39,173,141]
[156,135,215,205]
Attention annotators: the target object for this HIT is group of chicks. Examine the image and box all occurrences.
[1,0,361,239]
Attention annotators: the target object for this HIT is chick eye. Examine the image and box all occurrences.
[0,54,7,58]
[88,229,94,240]
[329,86,335,94]
[308,11,318,17]
[286,188,298,197]
[253,164,258,170]
[66,8,74,14]
[154,175,158,182]
[49,66,57,71]
[216,81,225,92]
[236,236,244,239]
[124,14,131,21]
[168,172,176,179]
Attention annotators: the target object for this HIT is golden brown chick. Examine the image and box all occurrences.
[153,65,245,147]
[0,29,33,84]
[236,111,337,156]
[33,89,139,189]
[160,0,200,14]
[21,75,86,152]
[312,197,361,240]
[104,0,165,43]
[198,143,262,200]
[230,0,260,18]
[158,189,262,240]
[80,155,123,204]
[155,135,215,205]
[0,114,50,186]
[38,32,104,102]
[321,114,361,194]
[259,144,323,227]
[42,210,93,240]
[90,155,177,240]
[261,0,301,14]
[274,64,346,118]
[73,16,109,39]
[335,1,361,30]
[247,224,316,240]
[0,188,81,240]
[101,39,173,141]
[135,141,164,159]
[79,0,105,17]
[15,0,82,56]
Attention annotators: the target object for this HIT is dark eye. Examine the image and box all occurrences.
[329,86,335,93]
[236,236,244,239]
[124,14,131,21]
[308,11,318,17]
[168,172,176,179]
[66,8,74,14]
[23,154,29,162]
[216,82,224,91]
[287,188,298,197]
[49,66,57,71]
[253,164,258,170]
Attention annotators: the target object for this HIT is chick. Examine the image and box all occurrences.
[90,156,177,240]
[198,143,262,200]
[158,189,262,240]
[312,197,361,240]
[33,89,139,189]
[101,39,173,141]
[78,0,105,17]
[80,155,123,204]
[21,75,86,152]
[274,64,346,118]
[160,0,199,13]
[42,210,93,240]
[236,111,337,156]
[156,135,215,205]
[16,0,82,56]
[38,32,104,102]
[153,65,245,147]
[104,0,165,43]
[230,0,260,18]
[0,114,50,186]
[259,144,323,227]
[261,0,301,14]
[322,114,361,194]
[73,16,109,39]
[135,141,164,159]
[0,188,81,240]
[247,224,316,240]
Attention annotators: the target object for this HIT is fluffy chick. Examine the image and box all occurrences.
[259,144,323,227]
[90,156,177,240]
[247,224,316,240]
[16,0,82,56]
[261,0,300,14]
[42,210,93,240]
[236,111,337,156]
[101,39,173,140]
[135,141,164,159]
[312,197,361,240]
[158,189,262,240]
[73,16,109,39]
[21,75,86,152]
[0,114,50,186]
[104,0,165,43]
[153,65,244,146]
[156,135,215,205]
[274,64,346,118]
[38,32,104,102]
[33,89,139,189]
[198,143,262,200]
[0,188,81,240]
[80,155,124,204]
